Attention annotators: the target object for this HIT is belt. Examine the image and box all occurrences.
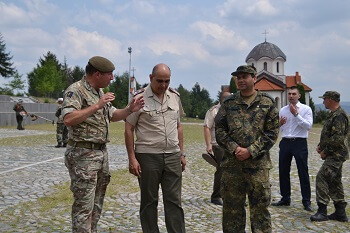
[282,137,306,142]
[68,139,106,150]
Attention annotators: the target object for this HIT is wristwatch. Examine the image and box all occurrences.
[181,153,187,157]
[294,113,299,117]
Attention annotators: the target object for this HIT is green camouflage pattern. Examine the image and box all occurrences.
[56,123,68,144]
[62,77,117,144]
[64,146,111,233]
[221,168,272,233]
[319,106,349,161]
[316,159,345,205]
[215,91,280,169]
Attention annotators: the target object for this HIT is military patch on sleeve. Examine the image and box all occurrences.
[66,91,74,98]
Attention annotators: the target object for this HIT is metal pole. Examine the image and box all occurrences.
[128,47,132,102]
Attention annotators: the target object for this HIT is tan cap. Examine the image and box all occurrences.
[88,56,115,73]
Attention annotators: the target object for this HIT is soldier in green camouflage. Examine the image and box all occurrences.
[62,56,144,233]
[55,98,68,148]
[215,65,280,233]
[310,91,349,222]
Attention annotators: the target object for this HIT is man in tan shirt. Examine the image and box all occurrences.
[125,63,186,233]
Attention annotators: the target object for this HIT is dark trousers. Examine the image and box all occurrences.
[136,152,185,233]
[211,145,223,200]
[16,115,24,130]
[278,138,311,205]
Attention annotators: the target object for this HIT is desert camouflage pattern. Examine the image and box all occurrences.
[62,76,117,144]
[316,106,349,205]
[65,146,110,233]
[215,91,279,233]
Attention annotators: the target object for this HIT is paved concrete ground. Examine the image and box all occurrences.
[0,127,349,232]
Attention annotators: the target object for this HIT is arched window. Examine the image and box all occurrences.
[277,62,279,73]
[264,62,267,71]
[252,63,255,67]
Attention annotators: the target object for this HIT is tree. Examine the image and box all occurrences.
[0,33,16,78]
[189,82,213,119]
[297,84,306,104]
[229,77,237,93]
[309,97,316,120]
[6,71,25,95]
[28,51,63,98]
[70,66,85,85]
[176,84,191,116]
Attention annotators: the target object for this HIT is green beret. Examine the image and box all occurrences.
[319,91,340,102]
[231,65,257,76]
[88,56,115,73]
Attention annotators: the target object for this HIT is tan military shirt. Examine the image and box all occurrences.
[126,84,184,154]
[62,76,117,144]
[203,104,220,145]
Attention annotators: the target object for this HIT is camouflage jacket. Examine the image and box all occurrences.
[62,76,117,144]
[319,106,349,161]
[215,91,279,169]
[55,106,64,124]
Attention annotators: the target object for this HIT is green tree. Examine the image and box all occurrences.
[189,82,213,119]
[0,33,16,78]
[176,84,191,117]
[314,109,329,124]
[297,84,306,104]
[309,97,316,120]
[6,71,25,94]
[229,77,237,93]
[70,66,85,85]
[0,86,13,95]
[28,51,63,98]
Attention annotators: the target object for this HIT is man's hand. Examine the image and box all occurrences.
[129,95,145,112]
[206,144,213,154]
[320,151,327,160]
[316,145,321,154]
[181,156,186,172]
[97,92,115,109]
[129,158,141,177]
[289,104,298,116]
[234,147,251,161]
[280,116,287,126]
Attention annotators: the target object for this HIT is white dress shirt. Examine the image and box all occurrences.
[279,101,313,138]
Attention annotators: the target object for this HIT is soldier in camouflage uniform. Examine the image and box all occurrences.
[62,56,144,233]
[310,91,349,222]
[55,98,68,148]
[215,65,280,233]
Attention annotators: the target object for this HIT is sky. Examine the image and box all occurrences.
[1,0,350,104]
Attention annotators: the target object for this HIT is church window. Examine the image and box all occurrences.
[277,62,279,73]
[264,62,267,71]
[252,63,255,67]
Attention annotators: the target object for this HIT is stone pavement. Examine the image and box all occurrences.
[0,128,349,232]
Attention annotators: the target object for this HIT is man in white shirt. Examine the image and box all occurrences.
[272,86,313,211]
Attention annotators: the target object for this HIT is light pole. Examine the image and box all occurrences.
[128,47,132,102]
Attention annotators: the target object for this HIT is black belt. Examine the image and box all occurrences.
[282,137,306,142]
[68,139,106,150]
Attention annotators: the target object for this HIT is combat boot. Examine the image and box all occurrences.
[328,202,348,222]
[55,143,62,148]
[63,143,67,147]
[310,202,328,222]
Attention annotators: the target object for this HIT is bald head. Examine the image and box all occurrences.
[151,63,171,77]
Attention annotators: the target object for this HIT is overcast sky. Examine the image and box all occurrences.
[1,0,350,104]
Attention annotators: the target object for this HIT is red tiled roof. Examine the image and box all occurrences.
[286,76,312,91]
[255,78,284,91]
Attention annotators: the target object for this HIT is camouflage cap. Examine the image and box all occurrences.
[231,65,257,76]
[319,91,340,102]
[88,56,115,73]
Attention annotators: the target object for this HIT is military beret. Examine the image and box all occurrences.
[319,91,340,102]
[231,65,257,76]
[88,56,115,73]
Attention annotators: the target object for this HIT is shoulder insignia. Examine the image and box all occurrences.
[133,88,145,96]
[66,91,74,98]
[169,87,180,96]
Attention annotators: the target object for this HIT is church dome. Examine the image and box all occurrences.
[245,41,286,62]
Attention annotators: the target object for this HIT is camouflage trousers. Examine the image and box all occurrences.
[56,123,68,144]
[316,158,346,205]
[64,145,111,233]
[221,167,271,233]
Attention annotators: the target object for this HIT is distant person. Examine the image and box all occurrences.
[215,65,279,233]
[62,56,144,232]
[55,98,68,148]
[272,86,313,211]
[203,91,231,206]
[125,63,186,233]
[310,91,349,222]
[13,98,27,130]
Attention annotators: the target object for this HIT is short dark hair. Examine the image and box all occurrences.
[85,63,99,75]
[289,86,300,93]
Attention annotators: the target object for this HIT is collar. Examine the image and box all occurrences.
[82,76,100,96]
[145,84,170,102]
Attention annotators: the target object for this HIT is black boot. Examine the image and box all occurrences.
[55,143,62,148]
[328,202,348,222]
[63,143,67,147]
[310,202,328,222]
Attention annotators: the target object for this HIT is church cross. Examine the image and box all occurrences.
[262,29,269,42]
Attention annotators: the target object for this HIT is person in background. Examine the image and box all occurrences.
[55,97,68,148]
[13,98,27,130]
[310,91,349,222]
[203,91,231,206]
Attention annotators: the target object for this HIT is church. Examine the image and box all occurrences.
[226,40,312,109]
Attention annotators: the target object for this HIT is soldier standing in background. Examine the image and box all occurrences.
[310,91,349,222]
[13,98,27,130]
[203,91,231,206]
[62,56,144,233]
[55,97,68,148]
[215,65,279,233]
